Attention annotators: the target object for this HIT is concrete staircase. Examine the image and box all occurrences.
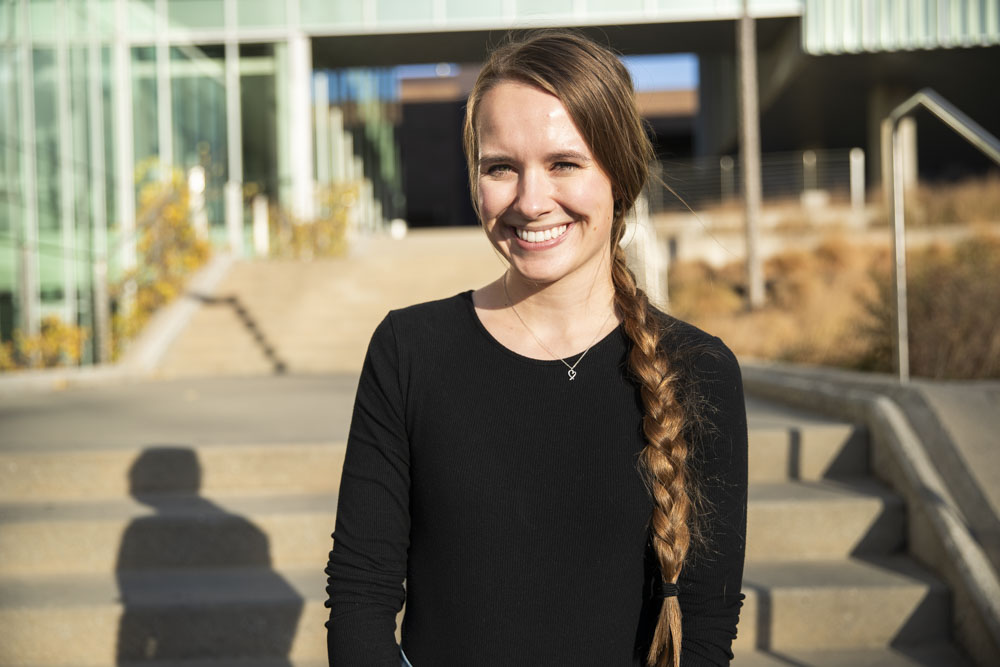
[155,229,505,378]
[734,398,970,666]
[0,378,972,666]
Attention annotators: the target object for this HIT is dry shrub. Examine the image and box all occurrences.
[906,171,1000,226]
[669,238,882,369]
[857,233,1000,378]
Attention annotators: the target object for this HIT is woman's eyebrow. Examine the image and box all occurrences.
[478,154,515,167]
[478,151,592,166]
[547,150,591,163]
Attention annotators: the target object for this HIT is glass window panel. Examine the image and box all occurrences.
[101,45,115,233]
[240,45,277,198]
[95,0,115,38]
[30,1,59,41]
[301,0,364,26]
[1,47,20,237]
[32,49,60,234]
[170,45,227,226]
[131,46,158,176]
[64,0,92,40]
[586,0,645,15]
[0,0,20,41]
[68,45,91,248]
[517,0,573,17]
[128,0,157,37]
[445,0,504,21]
[377,0,434,23]
[237,0,286,28]
[167,0,224,30]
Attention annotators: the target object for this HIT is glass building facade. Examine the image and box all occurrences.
[0,0,404,363]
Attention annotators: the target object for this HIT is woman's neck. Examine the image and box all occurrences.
[473,258,621,361]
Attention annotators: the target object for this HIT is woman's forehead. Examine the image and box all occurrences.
[476,81,591,156]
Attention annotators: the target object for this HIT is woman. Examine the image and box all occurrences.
[326,31,747,667]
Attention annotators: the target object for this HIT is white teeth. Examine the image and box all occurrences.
[515,224,568,243]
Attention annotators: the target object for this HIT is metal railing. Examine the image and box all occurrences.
[881,88,1000,382]
[648,148,864,214]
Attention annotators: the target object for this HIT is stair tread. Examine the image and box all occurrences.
[749,478,899,504]
[744,556,947,591]
[0,567,328,609]
[0,492,339,523]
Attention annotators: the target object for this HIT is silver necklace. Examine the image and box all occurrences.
[503,276,615,381]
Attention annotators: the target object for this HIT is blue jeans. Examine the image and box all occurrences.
[400,647,413,666]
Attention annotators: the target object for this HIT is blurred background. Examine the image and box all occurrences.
[1,2,1000,667]
[1,0,997,377]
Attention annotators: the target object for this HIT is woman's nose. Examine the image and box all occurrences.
[512,169,554,220]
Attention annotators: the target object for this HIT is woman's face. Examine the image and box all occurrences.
[475,80,615,288]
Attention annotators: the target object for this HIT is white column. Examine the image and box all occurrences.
[314,72,330,186]
[112,0,136,309]
[330,107,345,183]
[155,0,173,180]
[224,0,243,250]
[737,0,764,309]
[17,0,40,337]
[56,0,77,332]
[252,194,269,257]
[88,0,111,364]
[225,181,244,255]
[288,32,314,221]
[56,0,78,329]
[850,147,866,225]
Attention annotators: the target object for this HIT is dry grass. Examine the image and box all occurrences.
[668,231,1000,379]
[907,171,1000,226]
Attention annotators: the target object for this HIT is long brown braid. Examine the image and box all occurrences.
[463,30,697,667]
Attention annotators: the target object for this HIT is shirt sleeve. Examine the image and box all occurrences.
[678,339,749,667]
[326,313,410,666]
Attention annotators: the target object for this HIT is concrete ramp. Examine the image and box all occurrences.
[156,228,505,377]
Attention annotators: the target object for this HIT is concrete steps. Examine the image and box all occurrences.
[0,396,971,666]
[0,568,328,665]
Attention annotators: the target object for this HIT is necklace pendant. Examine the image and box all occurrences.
[567,369,577,381]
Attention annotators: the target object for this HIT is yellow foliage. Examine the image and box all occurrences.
[0,316,90,370]
[109,172,212,359]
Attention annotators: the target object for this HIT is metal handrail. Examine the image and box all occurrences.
[881,88,1000,382]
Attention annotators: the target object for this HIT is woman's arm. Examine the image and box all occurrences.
[326,314,410,665]
[678,339,749,667]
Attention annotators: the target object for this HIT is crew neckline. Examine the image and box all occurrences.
[460,289,624,366]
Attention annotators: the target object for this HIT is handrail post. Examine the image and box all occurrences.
[881,88,1000,382]
[882,117,910,382]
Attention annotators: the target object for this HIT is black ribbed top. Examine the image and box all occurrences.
[326,291,747,666]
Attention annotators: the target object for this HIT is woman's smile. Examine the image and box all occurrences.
[509,222,573,248]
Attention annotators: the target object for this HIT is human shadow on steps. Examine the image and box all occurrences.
[115,446,303,664]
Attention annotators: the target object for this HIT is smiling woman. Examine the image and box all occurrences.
[326,31,748,667]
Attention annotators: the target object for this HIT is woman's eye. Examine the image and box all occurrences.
[485,164,513,176]
[553,162,579,172]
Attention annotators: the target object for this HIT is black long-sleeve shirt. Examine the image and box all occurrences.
[326,291,747,666]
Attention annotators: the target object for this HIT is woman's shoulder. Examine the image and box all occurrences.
[375,291,476,346]
[652,308,740,379]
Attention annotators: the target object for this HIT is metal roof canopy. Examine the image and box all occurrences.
[310,18,800,68]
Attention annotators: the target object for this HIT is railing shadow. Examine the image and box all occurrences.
[189,292,288,374]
